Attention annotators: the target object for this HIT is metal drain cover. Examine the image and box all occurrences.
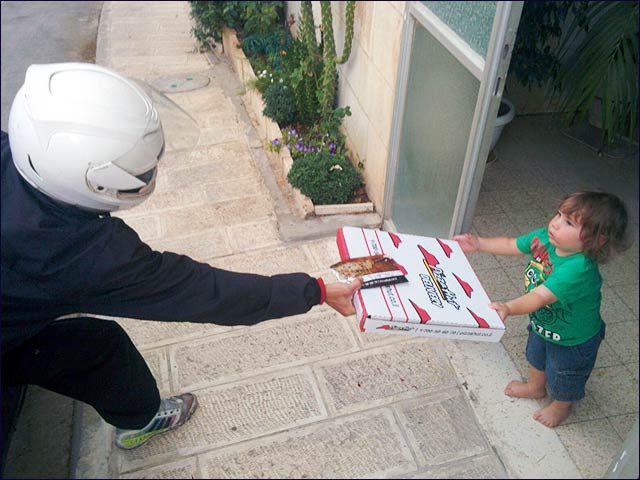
[152,74,210,93]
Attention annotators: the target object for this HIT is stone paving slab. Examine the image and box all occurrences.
[149,227,234,263]
[227,219,281,253]
[400,454,508,479]
[198,409,417,479]
[170,312,359,391]
[394,390,490,467]
[116,318,231,351]
[117,368,327,473]
[314,340,457,416]
[210,244,318,276]
[161,163,260,193]
[158,141,254,172]
[555,419,626,479]
[120,457,198,479]
[129,187,207,214]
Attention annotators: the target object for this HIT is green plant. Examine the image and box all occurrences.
[287,152,361,204]
[263,82,297,125]
[189,1,284,49]
[300,1,319,61]
[189,1,226,48]
[248,66,278,94]
[242,1,285,37]
[281,38,322,125]
[299,0,356,117]
[549,1,638,146]
[508,2,576,88]
[242,30,291,60]
[268,107,351,159]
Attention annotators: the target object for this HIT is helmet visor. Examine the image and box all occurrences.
[133,80,200,157]
[116,166,158,200]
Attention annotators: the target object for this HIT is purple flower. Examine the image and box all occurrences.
[291,128,297,135]
[296,143,303,150]
[271,138,281,146]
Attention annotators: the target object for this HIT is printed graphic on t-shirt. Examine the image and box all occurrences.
[524,236,553,291]
[530,304,568,341]
[524,235,567,341]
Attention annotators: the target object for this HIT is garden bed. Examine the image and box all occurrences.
[221,27,374,219]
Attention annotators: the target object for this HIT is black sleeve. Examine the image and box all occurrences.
[79,218,321,326]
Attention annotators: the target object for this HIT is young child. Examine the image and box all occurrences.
[454,191,629,428]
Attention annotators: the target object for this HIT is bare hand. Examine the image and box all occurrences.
[489,302,510,322]
[453,233,480,253]
[325,279,362,316]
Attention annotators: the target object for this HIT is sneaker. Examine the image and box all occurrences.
[115,393,198,450]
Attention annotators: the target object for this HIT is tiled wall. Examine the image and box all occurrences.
[286,1,406,212]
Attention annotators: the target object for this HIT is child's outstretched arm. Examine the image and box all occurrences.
[453,233,521,256]
[490,285,557,321]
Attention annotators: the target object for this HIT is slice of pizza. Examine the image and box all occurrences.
[330,255,408,288]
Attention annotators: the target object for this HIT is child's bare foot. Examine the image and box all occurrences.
[504,380,546,399]
[533,401,571,428]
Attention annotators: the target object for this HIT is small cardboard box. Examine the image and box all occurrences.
[337,227,505,342]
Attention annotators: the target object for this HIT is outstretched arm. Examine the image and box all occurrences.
[489,285,557,321]
[82,219,360,326]
[453,233,521,256]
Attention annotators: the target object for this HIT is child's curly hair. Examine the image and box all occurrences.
[557,191,630,263]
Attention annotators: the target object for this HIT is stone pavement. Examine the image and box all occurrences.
[71,2,619,478]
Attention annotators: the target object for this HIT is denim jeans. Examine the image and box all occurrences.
[525,323,605,402]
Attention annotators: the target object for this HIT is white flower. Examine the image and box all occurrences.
[330,164,343,171]
[279,78,283,83]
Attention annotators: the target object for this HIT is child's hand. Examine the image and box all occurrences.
[453,233,480,253]
[489,302,510,321]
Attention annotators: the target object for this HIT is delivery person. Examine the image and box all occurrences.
[1,63,361,450]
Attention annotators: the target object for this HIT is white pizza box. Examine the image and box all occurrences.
[337,226,505,342]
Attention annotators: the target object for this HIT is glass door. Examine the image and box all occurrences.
[384,1,523,237]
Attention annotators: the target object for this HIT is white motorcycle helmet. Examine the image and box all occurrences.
[8,63,171,212]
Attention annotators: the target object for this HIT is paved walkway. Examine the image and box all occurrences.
[72,2,637,479]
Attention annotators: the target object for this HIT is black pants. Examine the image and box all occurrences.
[1,317,160,429]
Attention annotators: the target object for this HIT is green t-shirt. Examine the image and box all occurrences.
[516,227,603,346]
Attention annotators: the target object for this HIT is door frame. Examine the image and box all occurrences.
[383,1,523,237]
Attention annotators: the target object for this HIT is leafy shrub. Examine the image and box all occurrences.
[189,1,284,49]
[241,2,285,38]
[262,83,296,126]
[287,152,361,205]
[242,30,292,60]
[190,1,226,47]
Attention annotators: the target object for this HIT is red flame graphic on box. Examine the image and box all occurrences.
[453,273,474,298]
[437,238,453,258]
[418,245,439,267]
[409,299,431,323]
[467,308,489,328]
[389,232,402,248]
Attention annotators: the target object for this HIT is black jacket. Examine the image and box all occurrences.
[0,131,320,352]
